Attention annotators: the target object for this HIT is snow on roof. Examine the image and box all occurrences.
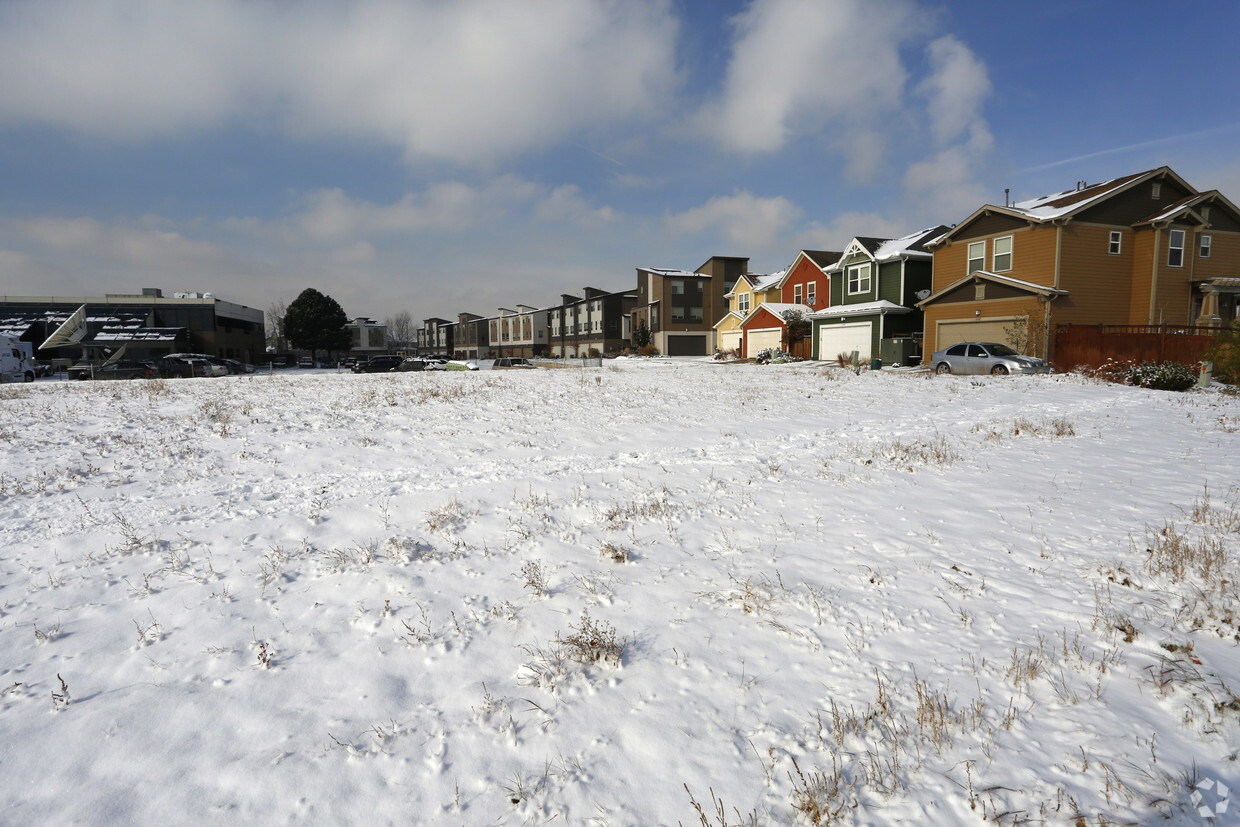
[810,299,910,318]
[872,226,949,261]
[1008,169,1155,220]
[639,267,703,278]
[90,327,184,342]
[751,270,785,290]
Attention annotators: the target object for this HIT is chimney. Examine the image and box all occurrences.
[1004,188,1010,207]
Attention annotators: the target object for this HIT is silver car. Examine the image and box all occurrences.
[930,342,1050,376]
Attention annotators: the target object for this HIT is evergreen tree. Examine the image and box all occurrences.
[283,288,350,359]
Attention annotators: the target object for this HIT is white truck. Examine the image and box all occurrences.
[0,335,36,383]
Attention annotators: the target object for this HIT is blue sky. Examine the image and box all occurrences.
[1,0,1238,324]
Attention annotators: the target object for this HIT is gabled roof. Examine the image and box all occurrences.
[638,266,707,278]
[829,226,949,270]
[1134,189,1240,228]
[930,166,1197,246]
[712,310,744,330]
[768,250,841,290]
[916,270,1069,308]
[738,303,812,327]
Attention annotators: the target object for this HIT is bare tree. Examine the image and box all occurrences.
[266,298,288,352]
[384,310,415,353]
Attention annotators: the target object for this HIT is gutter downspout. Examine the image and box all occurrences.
[1149,229,1161,325]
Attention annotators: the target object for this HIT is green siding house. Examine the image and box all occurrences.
[810,225,949,366]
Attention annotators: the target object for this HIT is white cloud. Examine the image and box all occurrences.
[694,0,920,156]
[918,36,991,147]
[0,0,680,164]
[534,185,619,226]
[665,190,801,249]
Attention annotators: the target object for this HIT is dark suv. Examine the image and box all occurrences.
[352,355,403,373]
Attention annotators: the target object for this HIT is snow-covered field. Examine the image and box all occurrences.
[3,360,1239,825]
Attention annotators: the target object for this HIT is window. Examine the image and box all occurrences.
[946,344,967,356]
[967,241,984,273]
[974,283,986,301]
[1202,206,1211,220]
[1152,183,1161,198]
[794,284,803,303]
[1200,235,1212,258]
[807,281,817,305]
[671,281,684,295]
[1109,231,1122,255]
[992,236,1012,272]
[737,293,750,313]
[847,263,872,294]
[1168,229,1185,267]
[689,307,703,322]
[671,307,685,321]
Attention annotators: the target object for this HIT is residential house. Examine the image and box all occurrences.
[548,287,637,357]
[810,227,948,365]
[716,270,783,354]
[918,166,1240,362]
[632,256,747,355]
[778,250,838,312]
[738,302,813,357]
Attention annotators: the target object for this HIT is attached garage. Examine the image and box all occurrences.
[935,318,1016,351]
[718,329,742,353]
[665,334,708,356]
[817,321,873,362]
[745,327,782,356]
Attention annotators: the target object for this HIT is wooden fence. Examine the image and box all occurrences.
[1053,324,1217,372]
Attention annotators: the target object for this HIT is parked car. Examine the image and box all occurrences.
[298,356,315,369]
[340,357,358,369]
[68,360,157,380]
[396,358,427,372]
[493,357,535,369]
[446,360,479,371]
[352,355,403,373]
[272,356,289,368]
[156,355,212,378]
[930,342,1050,376]
[221,358,249,375]
[164,353,228,377]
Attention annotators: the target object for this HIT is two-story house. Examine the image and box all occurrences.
[716,270,783,354]
[345,317,388,357]
[810,227,948,365]
[632,256,747,356]
[918,166,1240,362]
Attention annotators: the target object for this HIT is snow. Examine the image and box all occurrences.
[3,362,1240,825]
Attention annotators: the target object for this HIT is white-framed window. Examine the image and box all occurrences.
[975,283,986,301]
[967,241,985,273]
[1152,183,1161,199]
[807,281,817,305]
[1200,234,1212,258]
[737,293,750,313]
[794,284,803,303]
[992,236,1012,272]
[1109,231,1122,255]
[1168,229,1185,267]
[847,263,872,295]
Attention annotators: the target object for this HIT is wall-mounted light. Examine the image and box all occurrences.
[975,310,981,316]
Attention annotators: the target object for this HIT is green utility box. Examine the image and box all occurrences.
[880,337,921,368]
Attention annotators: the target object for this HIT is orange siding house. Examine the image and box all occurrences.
[918,166,1240,362]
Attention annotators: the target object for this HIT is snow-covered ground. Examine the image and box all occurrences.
[3,361,1239,825]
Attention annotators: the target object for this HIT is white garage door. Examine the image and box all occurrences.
[936,319,1012,351]
[817,321,872,362]
[718,329,742,353]
[746,328,782,355]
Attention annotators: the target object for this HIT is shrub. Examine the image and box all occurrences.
[637,344,659,357]
[1204,320,1240,384]
[1125,361,1197,391]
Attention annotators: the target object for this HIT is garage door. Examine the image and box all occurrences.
[817,322,872,362]
[666,334,707,356]
[936,319,1012,352]
[745,328,782,356]
[718,330,742,353]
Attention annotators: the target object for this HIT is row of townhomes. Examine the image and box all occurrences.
[411,165,1238,368]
